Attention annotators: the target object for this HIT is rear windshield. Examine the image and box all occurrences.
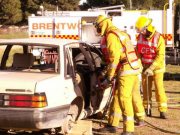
[0,44,59,73]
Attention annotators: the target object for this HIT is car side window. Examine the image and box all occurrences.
[37,48,59,73]
[7,45,23,68]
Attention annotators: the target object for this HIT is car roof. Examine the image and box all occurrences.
[0,38,79,47]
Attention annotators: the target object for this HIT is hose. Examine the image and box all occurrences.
[100,79,116,126]
[145,120,180,134]
[92,99,180,134]
[93,118,180,135]
[142,95,180,133]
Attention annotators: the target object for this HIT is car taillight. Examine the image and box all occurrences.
[3,93,47,108]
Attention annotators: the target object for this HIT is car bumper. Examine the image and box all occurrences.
[0,105,70,130]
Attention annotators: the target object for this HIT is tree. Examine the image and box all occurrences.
[20,0,42,23]
[56,0,80,11]
[33,0,81,11]
[131,0,176,10]
[86,0,176,10]
[86,0,123,7]
[0,0,103,24]
[0,0,22,24]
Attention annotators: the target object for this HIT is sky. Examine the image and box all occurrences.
[79,0,87,5]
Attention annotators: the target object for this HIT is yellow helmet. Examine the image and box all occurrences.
[94,15,112,36]
[94,15,109,28]
[135,16,152,33]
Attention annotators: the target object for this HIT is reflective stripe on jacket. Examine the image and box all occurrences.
[108,30,140,70]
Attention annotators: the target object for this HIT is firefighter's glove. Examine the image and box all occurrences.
[97,75,103,81]
[96,75,104,90]
[100,78,111,89]
[144,68,154,76]
[97,69,107,81]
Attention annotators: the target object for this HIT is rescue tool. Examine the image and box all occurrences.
[146,74,152,117]
[100,78,116,126]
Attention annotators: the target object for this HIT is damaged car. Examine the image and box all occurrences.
[0,38,112,134]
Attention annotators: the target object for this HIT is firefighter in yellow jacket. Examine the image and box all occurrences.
[135,16,168,119]
[100,32,145,127]
[94,15,145,135]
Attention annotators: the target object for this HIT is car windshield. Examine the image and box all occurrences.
[0,44,59,73]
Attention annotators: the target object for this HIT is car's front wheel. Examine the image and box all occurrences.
[61,115,73,134]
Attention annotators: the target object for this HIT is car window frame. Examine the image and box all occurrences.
[64,44,76,79]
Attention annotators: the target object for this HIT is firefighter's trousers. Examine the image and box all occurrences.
[108,87,122,126]
[108,75,143,132]
[142,72,167,112]
[108,75,145,127]
[132,76,145,121]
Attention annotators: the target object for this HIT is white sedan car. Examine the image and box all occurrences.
[0,38,111,134]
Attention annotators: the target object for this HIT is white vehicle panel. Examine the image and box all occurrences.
[36,76,77,108]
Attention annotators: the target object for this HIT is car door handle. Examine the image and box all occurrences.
[64,87,69,98]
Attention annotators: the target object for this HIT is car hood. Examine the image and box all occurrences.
[0,72,57,94]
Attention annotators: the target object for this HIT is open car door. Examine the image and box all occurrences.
[72,42,112,115]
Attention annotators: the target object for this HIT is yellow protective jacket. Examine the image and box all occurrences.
[137,29,166,74]
[105,26,142,81]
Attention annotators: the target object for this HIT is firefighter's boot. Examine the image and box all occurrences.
[99,125,119,133]
[160,112,167,119]
[135,119,145,127]
[121,131,134,135]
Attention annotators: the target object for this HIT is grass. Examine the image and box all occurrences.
[0,31,28,39]
[166,64,180,74]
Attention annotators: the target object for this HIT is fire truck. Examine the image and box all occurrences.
[28,0,180,64]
